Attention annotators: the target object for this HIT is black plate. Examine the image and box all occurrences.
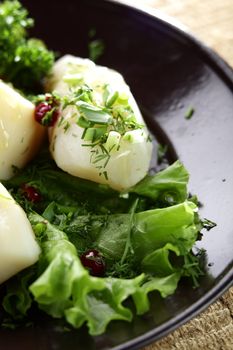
[1,0,233,349]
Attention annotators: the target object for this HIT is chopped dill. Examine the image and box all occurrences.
[185,106,195,119]
[157,143,168,163]
[201,218,217,231]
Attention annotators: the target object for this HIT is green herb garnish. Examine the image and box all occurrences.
[2,150,213,334]
[201,218,217,231]
[157,143,168,163]
[88,39,105,62]
[185,106,195,119]
[0,0,54,93]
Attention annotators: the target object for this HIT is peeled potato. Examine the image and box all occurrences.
[0,183,40,284]
[0,80,45,180]
[48,55,153,191]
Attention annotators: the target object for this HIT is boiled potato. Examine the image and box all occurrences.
[48,55,153,191]
[0,80,45,180]
[0,183,40,284]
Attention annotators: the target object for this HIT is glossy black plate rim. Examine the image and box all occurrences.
[114,272,233,350]
[110,0,233,90]
[102,1,233,349]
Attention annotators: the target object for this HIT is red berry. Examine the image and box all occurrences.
[35,103,52,123]
[34,102,59,127]
[80,249,105,276]
[21,184,42,203]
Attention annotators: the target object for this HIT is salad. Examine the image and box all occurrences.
[0,1,215,336]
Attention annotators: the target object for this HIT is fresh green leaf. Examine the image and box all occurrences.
[27,213,144,335]
[141,243,180,276]
[129,160,189,205]
[77,101,112,124]
[27,211,200,335]
[132,201,198,259]
[65,275,144,335]
[133,273,181,314]
[69,201,198,267]
[2,268,35,318]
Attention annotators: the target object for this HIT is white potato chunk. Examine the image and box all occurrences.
[0,80,45,180]
[0,183,40,284]
[48,55,153,191]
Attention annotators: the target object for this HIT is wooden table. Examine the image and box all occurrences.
[120,1,233,349]
[126,0,233,67]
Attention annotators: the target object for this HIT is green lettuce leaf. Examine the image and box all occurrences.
[132,201,198,259]
[133,272,181,314]
[28,213,145,335]
[64,200,198,262]
[1,159,203,334]
[2,269,35,319]
[27,212,193,335]
[65,275,143,335]
[141,243,180,276]
[84,201,198,263]
[129,160,189,204]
